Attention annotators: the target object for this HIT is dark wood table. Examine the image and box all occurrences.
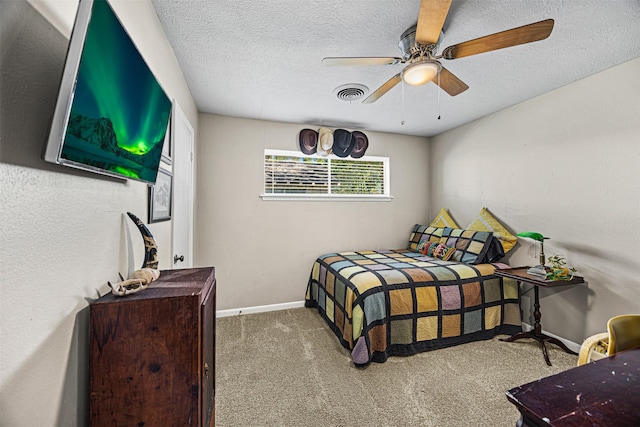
[495,267,584,366]
[506,348,640,426]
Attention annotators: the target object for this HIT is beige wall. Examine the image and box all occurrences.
[0,1,197,425]
[430,57,640,344]
[195,115,431,310]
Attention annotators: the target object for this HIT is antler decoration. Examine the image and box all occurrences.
[107,212,161,297]
[108,268,160,297]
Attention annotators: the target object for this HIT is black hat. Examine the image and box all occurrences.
[332,129,355,158]
[299,128,318,154]
[350,131,369,158]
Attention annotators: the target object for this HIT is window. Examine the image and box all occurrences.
[261,149,391,201]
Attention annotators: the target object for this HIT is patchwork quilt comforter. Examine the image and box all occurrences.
[305,249,521,365]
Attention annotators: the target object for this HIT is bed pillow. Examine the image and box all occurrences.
[408,224,444,252]
[467,207,517,253]
[422,242,456,261]
[439,227,493,265]
[416,239,430,254]
[482,235,506,263]
[429,208,460,228]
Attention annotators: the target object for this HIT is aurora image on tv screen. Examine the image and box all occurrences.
[59,0,171,183]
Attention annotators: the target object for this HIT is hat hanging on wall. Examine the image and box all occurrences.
[300,127,369,158]
[317,127,334,156]
[332,129,356,157]
[299,128,318,154]
[350,131,369,158]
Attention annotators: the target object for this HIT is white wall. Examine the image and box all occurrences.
[430,57,640,344]
[196,115,431,310]
[0,1,197,425]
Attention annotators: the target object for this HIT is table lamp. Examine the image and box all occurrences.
[517,231,549,277]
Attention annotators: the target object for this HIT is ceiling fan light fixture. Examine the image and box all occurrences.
[402,60,441,86]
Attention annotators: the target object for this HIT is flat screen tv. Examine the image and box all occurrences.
[44,0,172,184]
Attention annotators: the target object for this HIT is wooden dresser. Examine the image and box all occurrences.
[89,267,216,426]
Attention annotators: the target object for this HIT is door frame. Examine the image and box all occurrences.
[171,101,194,268]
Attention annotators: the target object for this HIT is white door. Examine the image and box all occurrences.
[171,102,194,268]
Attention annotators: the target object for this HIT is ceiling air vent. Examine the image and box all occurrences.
[334,84,369,102]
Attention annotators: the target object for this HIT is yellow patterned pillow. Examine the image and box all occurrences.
[467,207,517,253]
[429,208,460,228]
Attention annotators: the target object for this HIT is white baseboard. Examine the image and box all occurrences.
[521,322,582,353]
[216,301,306,318]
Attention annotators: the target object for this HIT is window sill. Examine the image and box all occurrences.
[260,194,394,202]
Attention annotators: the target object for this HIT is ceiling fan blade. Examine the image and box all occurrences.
[322,57,402,66]
[362,73,402,104]
[441,19,554,59]
[416,0,453,45]
[431,66,469,96]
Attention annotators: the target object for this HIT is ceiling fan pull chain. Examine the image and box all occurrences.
[401,79,406,125]
[437,71,441,120]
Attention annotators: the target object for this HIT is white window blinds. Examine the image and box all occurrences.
[262,149,391,200]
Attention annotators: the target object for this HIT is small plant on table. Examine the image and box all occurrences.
[546,254,576,281]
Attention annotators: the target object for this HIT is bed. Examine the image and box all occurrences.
[305,224,522,365]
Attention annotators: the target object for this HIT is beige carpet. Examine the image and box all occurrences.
[215,308,577,427]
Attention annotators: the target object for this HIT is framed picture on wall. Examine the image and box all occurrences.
[149,168,172,223]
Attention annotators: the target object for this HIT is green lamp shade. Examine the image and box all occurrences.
[517,231,546,242]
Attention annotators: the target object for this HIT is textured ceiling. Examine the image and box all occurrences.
[152,1,639,137]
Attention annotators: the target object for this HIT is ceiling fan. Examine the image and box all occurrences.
[322,0,554,103]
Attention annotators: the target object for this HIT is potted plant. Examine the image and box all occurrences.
[546,254,577,281]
